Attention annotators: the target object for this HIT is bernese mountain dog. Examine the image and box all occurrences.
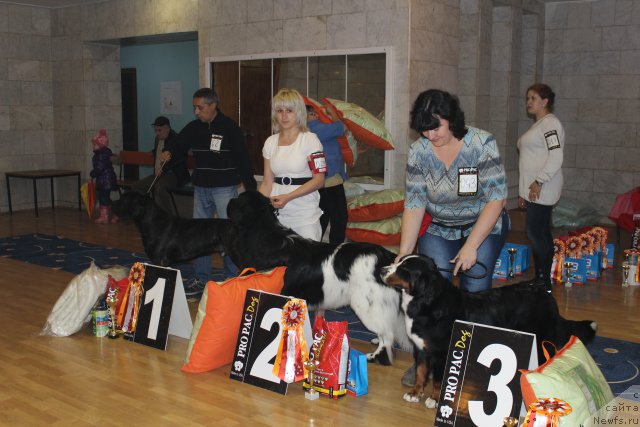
[223,190,411,365]
[381,254,597,408]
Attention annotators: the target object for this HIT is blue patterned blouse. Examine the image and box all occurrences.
[405,126,508,240]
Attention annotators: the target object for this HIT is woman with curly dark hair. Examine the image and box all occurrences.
[397,89,509,292]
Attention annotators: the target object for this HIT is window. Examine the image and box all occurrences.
[206,48,393,189]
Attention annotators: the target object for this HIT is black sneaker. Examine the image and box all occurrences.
[184,278,206,298]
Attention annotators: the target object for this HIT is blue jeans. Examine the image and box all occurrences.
[417,209,509,292]
[525,201,554,284]
[193,185,238,281]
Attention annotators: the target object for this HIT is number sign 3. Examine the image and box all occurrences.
[435,320,537,427]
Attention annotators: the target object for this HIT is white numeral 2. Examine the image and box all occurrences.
[249,308,283,383]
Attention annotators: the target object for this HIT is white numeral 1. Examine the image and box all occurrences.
[143,278,166,340]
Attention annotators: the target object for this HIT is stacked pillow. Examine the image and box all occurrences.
[345,189,404,246]
[303,96,358,167]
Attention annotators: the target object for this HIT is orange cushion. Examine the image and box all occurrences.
[181,267,286,373]
[323,97,394,151]
[347,189,404,222]
[304,96,357,167]
[346,216,401,246]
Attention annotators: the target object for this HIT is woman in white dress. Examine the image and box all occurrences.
[259,88,326,241]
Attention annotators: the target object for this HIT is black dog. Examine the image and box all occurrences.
[112,191,229,267]
[381,254,597,408]
[224,190,411,365]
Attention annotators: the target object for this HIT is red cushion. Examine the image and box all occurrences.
[347,189,404,222]
[346,216,401,246]
[304,96,356,167]
[323,97,394,151]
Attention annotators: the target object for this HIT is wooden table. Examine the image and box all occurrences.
[5,169,81,217]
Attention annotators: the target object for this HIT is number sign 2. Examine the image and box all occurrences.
[133,265,193,350]
[230,290,312,394]
[434,320,537,427]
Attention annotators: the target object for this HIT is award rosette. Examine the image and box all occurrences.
[565,235,582,259]
[523,397,572,427]
[580,232,595,255]
[272,298,308,383]
[551,239,566,283]
[117,262,145,333]
[592,227,608,269]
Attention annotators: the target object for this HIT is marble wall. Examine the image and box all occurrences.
[0,0,638,219]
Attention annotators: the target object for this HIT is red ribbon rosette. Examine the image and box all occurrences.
[273,299,308,383]
[551,239,566,283]
[587,229,601,251]
[523,398,572,427]
[565,236,582,259]
[117,262,145,333]
[553,239,566,259]
[580,232,595,255]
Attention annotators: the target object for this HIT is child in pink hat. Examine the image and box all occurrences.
[90,129,118,223]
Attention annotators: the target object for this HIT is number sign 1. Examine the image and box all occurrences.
[230,290,312,395]
[133,265,193,350]
[434,320,538,427]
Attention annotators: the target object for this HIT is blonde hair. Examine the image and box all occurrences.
[271,88,308,133]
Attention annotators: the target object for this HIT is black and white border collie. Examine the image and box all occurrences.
[224,190,411,365]
[381,254,597,408]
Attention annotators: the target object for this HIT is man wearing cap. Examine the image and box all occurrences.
[131,116,190,213]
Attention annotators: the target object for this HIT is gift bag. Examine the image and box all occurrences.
[520,336,613,427]
[303,316,349,399]
[346,349,368,396]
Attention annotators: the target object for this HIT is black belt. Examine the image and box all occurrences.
[430,220,475,231]
[275,176,311,185]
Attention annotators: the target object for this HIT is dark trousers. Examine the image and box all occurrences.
[319,184,348,244]
[525,201,554,284]
[97,189,112,206]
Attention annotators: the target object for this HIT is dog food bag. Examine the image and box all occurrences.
[303,316,349,399]
[346,349,368,396]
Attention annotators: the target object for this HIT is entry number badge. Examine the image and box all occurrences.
[210,134,223,152]
[544,130,561,150]
[458,167,478,196]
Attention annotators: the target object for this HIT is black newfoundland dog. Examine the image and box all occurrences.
[224,190,411,365]
[112,191,229,267]
[381,254,597,408]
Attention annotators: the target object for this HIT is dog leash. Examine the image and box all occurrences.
[146,159,167,194]
[437,261,488,279]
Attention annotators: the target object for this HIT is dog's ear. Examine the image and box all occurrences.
[410,257,443,305]
[228,191,277,226]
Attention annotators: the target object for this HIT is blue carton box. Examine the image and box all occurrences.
[564,257,588,284]
[492,243,530,280]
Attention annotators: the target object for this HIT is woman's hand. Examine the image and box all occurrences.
[528,181,541,202]
[451,243,478,276]
[270,193,290,209]
[518,196,526,209]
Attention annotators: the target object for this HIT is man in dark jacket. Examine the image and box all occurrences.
[131,116,190,213]
[179,88,257,297]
